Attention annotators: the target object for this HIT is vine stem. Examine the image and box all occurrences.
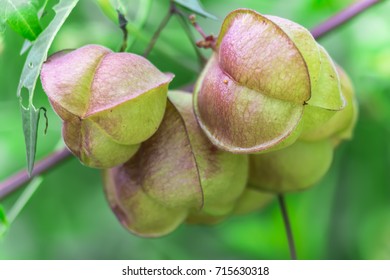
[278,194,297,260]
[0,0,384,200]
[188,15,208,40]
[0,148,71,200]
[311,0,382,39]
[117,10,129,52]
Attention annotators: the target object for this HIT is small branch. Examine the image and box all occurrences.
[188,14,216,50]
[278,194,297,260]
[311,0,382,39]
[143,3,175,57]
[188,14,208,39]
[0,148,72,200]
[117,10,129,52]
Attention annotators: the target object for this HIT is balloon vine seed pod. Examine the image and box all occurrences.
[249,65,358,193]
[104,91,249,237]
[249,139,334,193]
[194,9,345,154]
[300,65,359,143]
[41,44,174,168]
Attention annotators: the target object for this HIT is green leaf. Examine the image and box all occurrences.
[0,0,42,40]
[20,104,47,176]
[19,0,50,55]
[174,0,217,20]
[17,0,79,175]
[96,0,117,22]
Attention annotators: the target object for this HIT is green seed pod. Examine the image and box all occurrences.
[331,66,358,143]
[193,9,344,153]
[232,186,274,215]
[248,65,356,193]
[187,185,274,224]
[169,91,249,217]
[186,212,227,225]
[104,168,188,237]
[300,65,358,142]
[104,91,248,237]
[249,139,333,193]
[41,44,173,168]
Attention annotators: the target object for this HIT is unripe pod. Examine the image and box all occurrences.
[186,186,274,225]
[187,186,273,224]
[186,211,226,225]
[300,65,358,143]
[41,44,173,168]
[249,139,333,193]
[104,91,248,237]
[193,9,344,153]
[248,66,357,193]
[232,186,274,215]
[331,66,358,143]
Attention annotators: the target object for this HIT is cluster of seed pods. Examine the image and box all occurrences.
[41,9,357,237]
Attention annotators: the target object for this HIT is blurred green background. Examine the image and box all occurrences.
[1,0,390,259]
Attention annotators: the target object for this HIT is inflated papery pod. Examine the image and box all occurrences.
[300,65,358,144]
[41,44,173,168]
[249,139,334,193]
[249,66,358,193]
[104,91,248,237]
[193,9,345,153]
[187,184,274,225]
[232,186,274,215]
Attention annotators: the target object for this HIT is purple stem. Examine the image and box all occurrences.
[0,148,72,200]
[311,0,382,39]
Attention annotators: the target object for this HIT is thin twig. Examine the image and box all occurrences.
[143,3,175,57]
[0,148,72,200]
[188,14,208,40]
[117,10,129,52]
[311,0,382,39]
[187,14,216,50]
[278,194,297,260]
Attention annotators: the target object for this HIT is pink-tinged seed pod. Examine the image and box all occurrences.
[300,65,358,144]
[104,91,248,237]
[248,66,357,193]
[41,44,174,168]
[193,9,345,153]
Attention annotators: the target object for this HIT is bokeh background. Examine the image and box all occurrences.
[1,0,389,259]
